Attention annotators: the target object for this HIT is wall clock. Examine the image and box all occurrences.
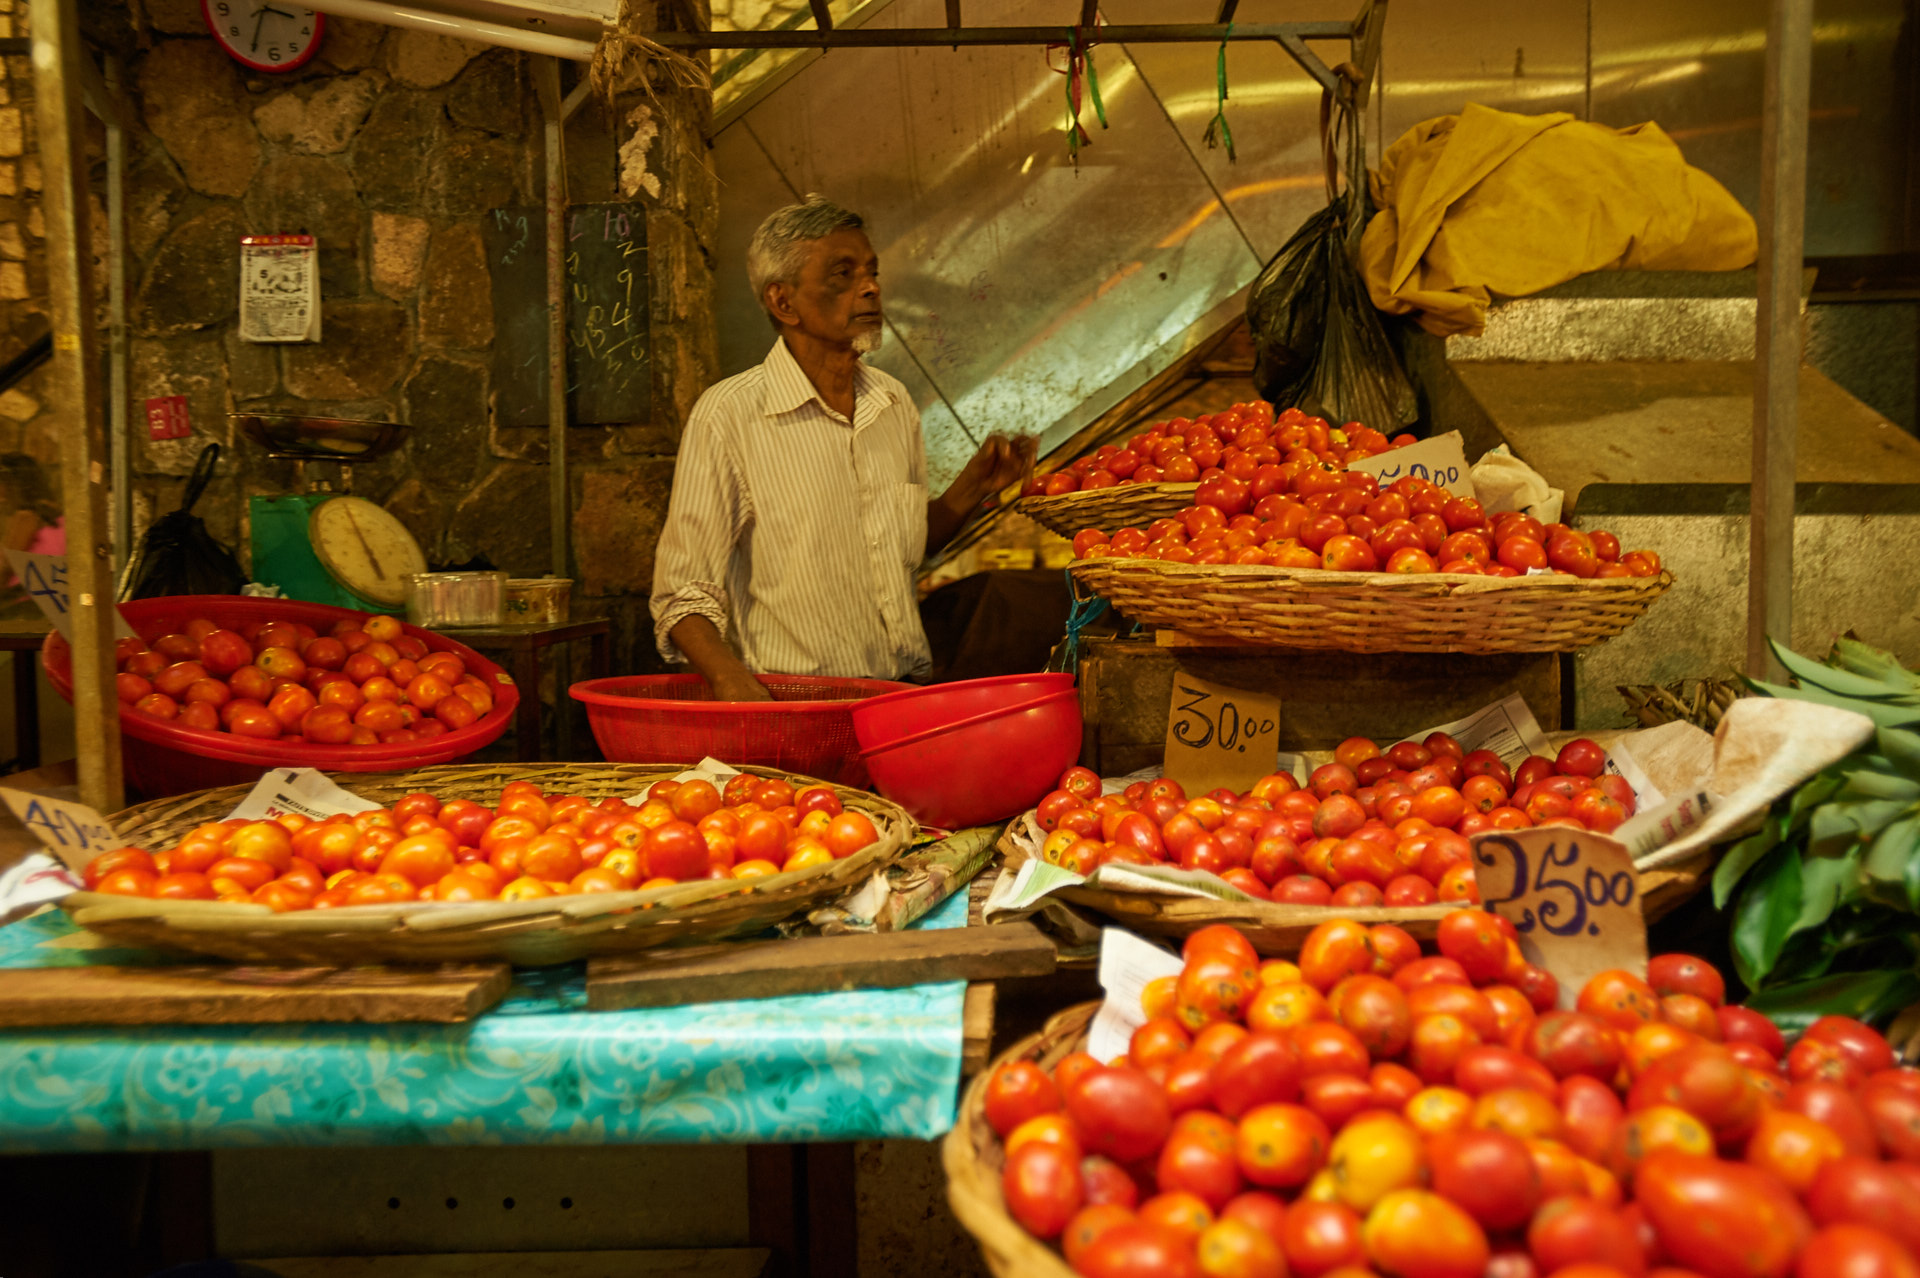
[201,0,325,73]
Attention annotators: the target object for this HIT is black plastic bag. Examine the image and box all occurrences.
[122,443,247,599]
[1248,86,1417,433]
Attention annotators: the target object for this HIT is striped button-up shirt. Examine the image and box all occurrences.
[650,337,933,680]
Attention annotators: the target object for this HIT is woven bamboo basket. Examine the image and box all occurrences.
[1069,558,1674,653]
[65,762,913,966]
[945,1001,1096,1278]
[1016,484,1200,538]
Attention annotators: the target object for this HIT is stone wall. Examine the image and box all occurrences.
[0,2,718,692]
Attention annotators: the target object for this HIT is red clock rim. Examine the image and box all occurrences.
[198,0,326,73]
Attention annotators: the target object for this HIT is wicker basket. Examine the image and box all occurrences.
[66,763,913,967]
[945,1001,1096,1278]
[1016,484,1200,538]
[1069,558,1674,653]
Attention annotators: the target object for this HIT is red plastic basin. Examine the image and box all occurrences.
[850,672,1077,751]
[858,688,1084,829]
[569,674,915,786]
[42,595,519,799]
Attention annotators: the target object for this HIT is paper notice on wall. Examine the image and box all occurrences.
[1347,431,1475,497]
[239,234,321,343]
[226,768,383,823]
[1086,927,1186,1063]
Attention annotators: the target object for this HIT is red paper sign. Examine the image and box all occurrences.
[145,394,190,441]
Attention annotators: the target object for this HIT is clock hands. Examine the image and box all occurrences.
[251,4,296,51]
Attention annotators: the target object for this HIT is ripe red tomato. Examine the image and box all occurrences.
[1531,1011,1623,1081]
[644,820,708,881]
[1633,1151,1810,1278]
[1211,1031,1302,1119]
[1795,1225,1920,1278]
[1808,1156,1920,1254]
[1001,1141,1083,1239]
[1528,1196,1647,1276]
[1429,1128,1540,1231]
[1076,1221,1203,1278]
[1158,1111,1244,1211]
[822,811,879,858]
[1065,1065,1172,1163]
[984,1061,1059,1137]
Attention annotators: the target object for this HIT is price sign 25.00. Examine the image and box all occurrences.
[1162,673,1282,798]
[1470,827,1646,1007]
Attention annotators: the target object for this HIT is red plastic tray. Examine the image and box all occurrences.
[42,595,519,798]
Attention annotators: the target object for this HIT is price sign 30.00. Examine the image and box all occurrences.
[1162,672,1283,798]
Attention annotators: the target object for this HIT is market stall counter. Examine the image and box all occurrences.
[0,889,971,1152]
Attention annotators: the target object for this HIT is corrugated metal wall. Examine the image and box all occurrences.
[711,0,1915,486]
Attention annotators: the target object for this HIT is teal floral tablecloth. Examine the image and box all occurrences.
[0,892,968,1152]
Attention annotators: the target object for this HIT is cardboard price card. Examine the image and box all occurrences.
[1471,826,1646,1008]
[2,550,138,642]
[1162,671,1281,797]
[0,787,124,874]
[1348,430,1476,498]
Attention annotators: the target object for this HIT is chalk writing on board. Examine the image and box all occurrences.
[485,203,652,427]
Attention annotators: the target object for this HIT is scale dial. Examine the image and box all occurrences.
[201,0,325,73]
[307,497,426,608]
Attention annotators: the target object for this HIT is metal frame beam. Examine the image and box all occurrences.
[1749,0,1813,677]
[535,58,571,581]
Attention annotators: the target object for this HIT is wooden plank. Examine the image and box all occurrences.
[259,1250,771,1278]
[961,982,996,1076]
[0,963,511,1026]
[585,924,1056,1011]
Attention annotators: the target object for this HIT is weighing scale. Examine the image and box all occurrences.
[235,413,428,610]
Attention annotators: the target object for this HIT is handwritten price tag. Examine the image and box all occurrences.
[3,550,137,643]
[0,787,124,873]
[1348,431,1476,498]
[1163,671,1281,797]
[1470,827,1646,1008]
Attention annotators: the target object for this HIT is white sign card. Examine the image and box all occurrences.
[225,767,384,823]
[4,550,138,642]
[1348,430,1476,498]
[0,786,123,874]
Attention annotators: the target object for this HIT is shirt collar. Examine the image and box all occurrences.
[761,336,896,422]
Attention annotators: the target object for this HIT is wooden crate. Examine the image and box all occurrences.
[1077,637,1562,775]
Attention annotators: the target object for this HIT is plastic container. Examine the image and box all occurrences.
[858,688,1084,829]
[405,570,507,628]
[851,673,1076,750]
[570,674,915,786]
[504,577,571,625]
[42,595,519,799]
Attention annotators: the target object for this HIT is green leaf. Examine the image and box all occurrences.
[1795,845,1862,935]
[1839,771,1920,802]
[1772,638,1916,700]
[1741,968,1920,1038]
[1811,799,1913,848]
[1748,678,1920,729]
[1864,814,1920,883]
[1733,845,1805,988]
[1830,637,1920,689]
[1785,772,1846,833]
[1880,728,1920,779]
[1714,823,1781,909]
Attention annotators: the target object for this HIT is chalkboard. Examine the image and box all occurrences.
[484,203,651,427]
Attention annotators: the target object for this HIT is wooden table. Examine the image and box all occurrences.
[443,619,612,760]
[0,618,52,773]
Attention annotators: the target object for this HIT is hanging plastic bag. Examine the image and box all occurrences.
[122,443,247,599]
[1247,74,1417,432]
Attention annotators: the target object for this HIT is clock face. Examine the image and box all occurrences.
[201,0,325,73]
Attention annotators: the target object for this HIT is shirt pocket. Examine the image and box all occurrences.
[898,482,928,567]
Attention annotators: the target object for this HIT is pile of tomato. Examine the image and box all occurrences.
[1032,736,1635,908]
[985,917,1920,1278]
[113,612,497,746]
[82,774,880,909]
[1072,470,1662,580]
[1022,405,1410,497]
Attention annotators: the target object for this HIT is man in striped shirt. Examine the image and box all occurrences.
[650,196,1033,701]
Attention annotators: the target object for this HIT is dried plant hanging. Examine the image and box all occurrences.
[590,0,711,108]
[1201,23,1235,162]
[1047,26,1108,166]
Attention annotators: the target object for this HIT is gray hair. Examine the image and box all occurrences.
[747,195,866,324]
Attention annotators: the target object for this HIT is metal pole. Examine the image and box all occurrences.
[1748,0,1812,679]
[31,0,124,811]
[536,57,570,580]
[105,55,130,581]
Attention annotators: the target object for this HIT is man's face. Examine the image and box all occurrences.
[768,228,884,352]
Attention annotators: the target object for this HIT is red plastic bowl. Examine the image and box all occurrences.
[858,688,1084,829]
[850,672,1077,751]
[569,674,915,786]
[43,595,519,799]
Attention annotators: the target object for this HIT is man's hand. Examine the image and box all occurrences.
[927,433,1038,554]
[668,615,773,702]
